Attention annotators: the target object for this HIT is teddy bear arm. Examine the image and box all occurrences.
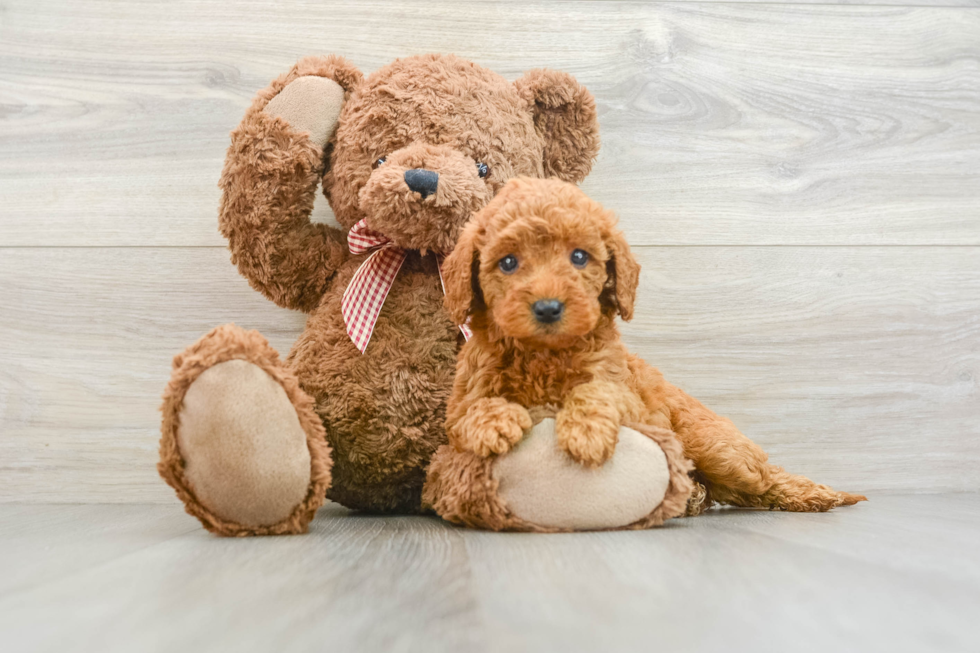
[217,79,350,312]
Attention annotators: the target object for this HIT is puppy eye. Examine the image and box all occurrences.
[498,254,518,274]
[570,249,589,268]
[476,162,490,179]
[374,156,387,168]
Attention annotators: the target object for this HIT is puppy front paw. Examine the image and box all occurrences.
[555,403,620,468]
[452,398,532,457]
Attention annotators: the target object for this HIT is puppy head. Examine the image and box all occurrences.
[443,177,639,346]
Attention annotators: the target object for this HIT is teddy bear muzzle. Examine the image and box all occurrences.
[357,142,496,254]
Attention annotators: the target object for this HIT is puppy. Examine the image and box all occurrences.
[441,177,866,512]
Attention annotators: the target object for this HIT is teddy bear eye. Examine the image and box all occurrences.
[498,254,518,274]
[374,156,387,168]
[570,249,589,268]
[476,162,490,179]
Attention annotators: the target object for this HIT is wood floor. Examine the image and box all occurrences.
[0,494,977,653]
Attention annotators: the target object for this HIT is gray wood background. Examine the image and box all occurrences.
[1,0,978,502]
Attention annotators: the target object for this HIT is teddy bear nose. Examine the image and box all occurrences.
[404,168,439,199]
[532,299,565,324]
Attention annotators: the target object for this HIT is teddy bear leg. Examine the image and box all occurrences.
[158,325,331,536]
[424,418,693,532]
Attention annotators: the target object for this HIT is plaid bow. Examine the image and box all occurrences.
[341,219,473,353]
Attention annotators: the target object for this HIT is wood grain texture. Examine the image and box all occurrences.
[1,2,977,502]
[0,495,978,653]
[1,246,977,502]
[1,1,979,246]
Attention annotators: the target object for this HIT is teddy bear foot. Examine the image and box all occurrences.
[423,411,694,532]
[158,325,331,536]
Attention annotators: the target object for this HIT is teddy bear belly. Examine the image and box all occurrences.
[286,265,460,513]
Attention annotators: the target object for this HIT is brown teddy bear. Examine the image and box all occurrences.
[157,54,601,536]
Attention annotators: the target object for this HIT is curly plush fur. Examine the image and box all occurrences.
[158,54,601,534]
[159,325,332,536]
[435,178,867,514]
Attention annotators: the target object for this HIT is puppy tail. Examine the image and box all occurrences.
[708,465,867,513]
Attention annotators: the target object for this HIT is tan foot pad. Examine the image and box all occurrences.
[494,419,670,530]
[178,360,312,528]
[422,415,693,533]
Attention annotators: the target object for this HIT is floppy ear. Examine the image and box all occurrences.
[601,227,641,321]
[442,221,485,325]
[513,69,600,183]
[262,55,363,150]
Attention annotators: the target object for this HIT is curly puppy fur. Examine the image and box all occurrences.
[162,54,600,530]
[439,178,867,513]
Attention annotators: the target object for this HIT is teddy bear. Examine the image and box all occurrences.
[157,53,601,536]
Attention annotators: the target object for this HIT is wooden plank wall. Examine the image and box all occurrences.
[1,1,978,502]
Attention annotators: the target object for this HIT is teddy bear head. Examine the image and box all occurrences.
[311,54,600,253]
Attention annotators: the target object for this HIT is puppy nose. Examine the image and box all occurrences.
[532,299,565,324]
[404,168,439,199]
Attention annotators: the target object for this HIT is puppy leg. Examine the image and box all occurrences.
[450,397,532,457]
[555,397,619,467]
[665,384,773,495]
[663,383,864,511]
[556,380,644,467]
[708,467,867,512]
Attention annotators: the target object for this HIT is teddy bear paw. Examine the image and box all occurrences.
[264,75,345,150]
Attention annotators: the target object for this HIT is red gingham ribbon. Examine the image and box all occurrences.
[342,219,473,353]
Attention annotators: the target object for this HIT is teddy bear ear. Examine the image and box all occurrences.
[513,69,601,184]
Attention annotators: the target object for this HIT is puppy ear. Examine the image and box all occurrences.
[602,227,641,321]
[513,69,600,183]
[442,221,484,325]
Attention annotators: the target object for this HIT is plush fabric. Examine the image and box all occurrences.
[495,419,672,530]
[158,325,331,536]
[264,76,346,149]
[159,54,601,534]
[432,178,866,522]
[178,360,312,528]
[422,411,694,533]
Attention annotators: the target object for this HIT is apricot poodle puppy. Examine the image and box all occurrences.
[441,177,866,512]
